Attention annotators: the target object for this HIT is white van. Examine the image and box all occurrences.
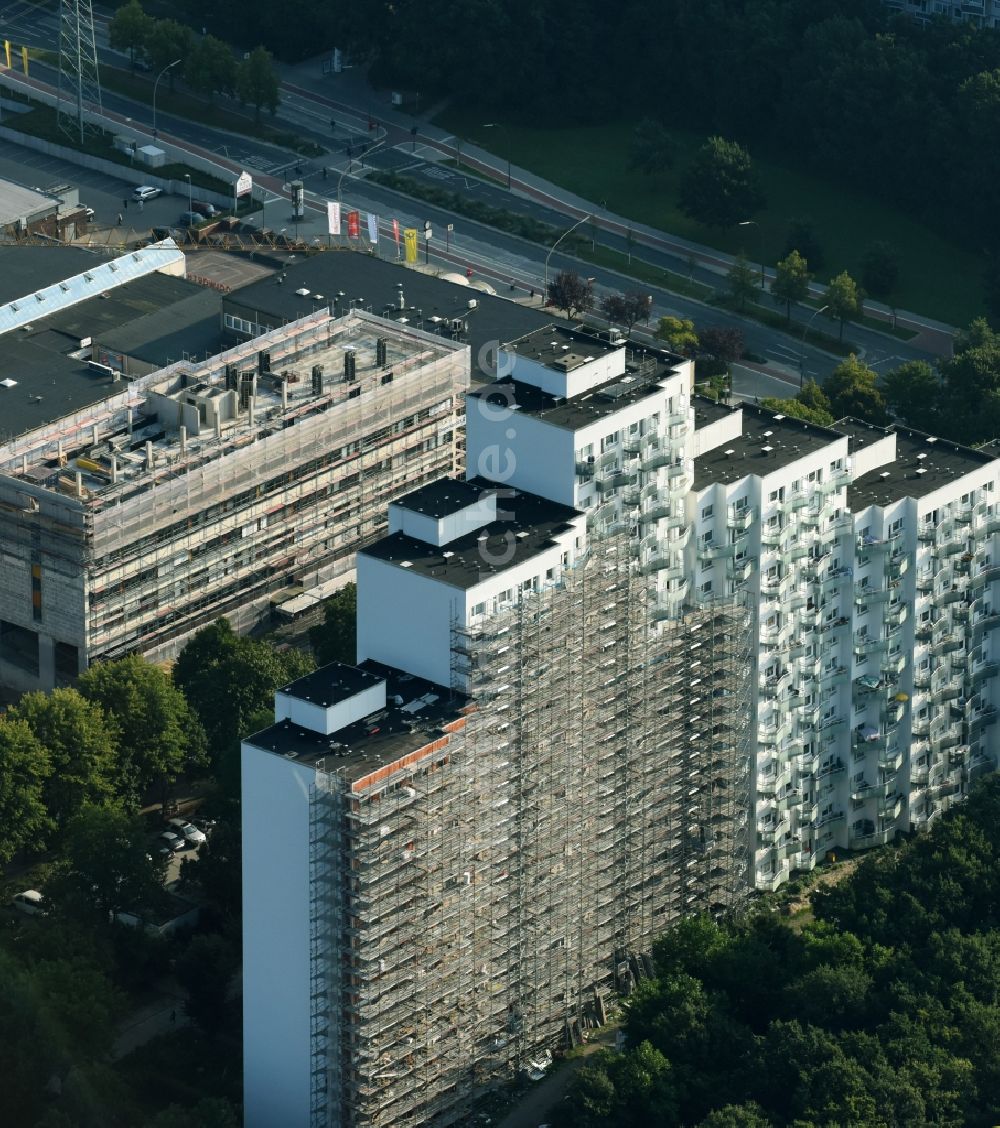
[11,890,45,915]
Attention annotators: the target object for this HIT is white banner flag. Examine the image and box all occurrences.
[235,170,253,197]
[367,212,379,243]
[327,201,341,236]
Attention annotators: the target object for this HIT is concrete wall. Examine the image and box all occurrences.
[242,744,317,1128]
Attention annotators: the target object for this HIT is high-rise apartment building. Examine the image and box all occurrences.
[242,328,753,1127]
[242,322,1000,1126]
[689,400,1000,892]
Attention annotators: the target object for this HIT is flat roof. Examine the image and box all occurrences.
[0,272,219,438]
[468,351,676,432]
[693,393,739,429]
[504,323,621,370]
[278,662,384,709]
[393,477,494,520]
[361,480,579,589]
[0,178,57,225]
[95,289,223,367]
[0,245,109,306]
[847,425,998,509]
[248,660,468,781]
[224,251,555,383]
[693,402,846,490]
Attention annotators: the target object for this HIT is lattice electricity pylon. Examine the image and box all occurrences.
[57,0,103,146]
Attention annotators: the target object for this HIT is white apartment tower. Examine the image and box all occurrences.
[242,327,753,1127]
[690,400,1000,892]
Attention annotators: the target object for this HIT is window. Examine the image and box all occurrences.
[701,580,713,595]
[701,504,714,520]
[30,562,41,622]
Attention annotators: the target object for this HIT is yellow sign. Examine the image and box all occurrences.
[21,45,28,75]
[4,41,10,69]
[403,228,418,264]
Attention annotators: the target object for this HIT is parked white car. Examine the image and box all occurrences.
[158,830,185,854]
[11,890,45,915]
[133,185,162,201]
[168,818,207,846]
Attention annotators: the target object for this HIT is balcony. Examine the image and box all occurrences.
[818,469,851,494]
[639,502,672,525]
[855,584,891,605]
[969,662,999,686]
[849,825,896,848]
[597,470,638,493]
[939,540,967,558]
[878,794,904,820]
[879,746,905,774]
[851,776,898,801]
[970,708,999,737]
[727,505,757,533]
[857,534,890,553]
[972,563,1000,587]
[755,864,790,893]
[813,809,845,830]
[931,635,964,657]
[640,446,671,472]
[726,557,754,585]
[575,459,596,479]
[817,757,846,778]
[820,567,853,591]
[759,671,792,699]
[697,541,734,562]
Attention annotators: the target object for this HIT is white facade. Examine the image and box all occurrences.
[690,406,1000,891]
[884,0,1000,27]
[242,744,318,1128]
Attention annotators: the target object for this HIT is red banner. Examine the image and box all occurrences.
[392,218,400,246]
[347,210,360,239]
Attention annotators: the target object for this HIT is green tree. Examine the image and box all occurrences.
[656,315,698,355]
[679,136,765,230]
[179,816,241,928]
[78,655,207,808]
[145,19,195,91]
[879,359,940,431]
[53,804,165,918]
[309,584,358,667]
[174,618,312,755]
[629,117,675,177]
[600,291,653,336]
[938,319,1000,442]
[0,716,52,863]
[236,45,280,124]
[782,217,825,273]
[759,397,834,426]
[9,688,117,834]
[108,0,152,70]
[696,1103,773,1128]
[726,253,758,311]
[33,957,125,1057]
[798,377,832,416]
[770,250,811,323]
[861,240,900,303]
[826,270,864,341]
[698,326,744,367]
[184,34,236,104]
[547,270,594,318]
[176,933,239,1037]
[822,355,889,425]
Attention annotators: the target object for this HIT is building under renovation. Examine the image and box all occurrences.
[0,308,466,689]
[242,329,754,1128]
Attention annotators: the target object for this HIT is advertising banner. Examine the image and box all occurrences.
[347,210,361,239]
[327,201,341,236]
[403,228,418,263]
[367,212,379,243]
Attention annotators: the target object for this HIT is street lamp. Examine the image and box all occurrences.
[483,122,511,190]
[544,212,593,302]
[183,173,192,214]
[152,58,182,139]
[799,304,829,390]
[338,138,386,205]
[738,219,765,289]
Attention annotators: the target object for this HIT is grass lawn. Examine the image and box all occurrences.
[435,109,984,328]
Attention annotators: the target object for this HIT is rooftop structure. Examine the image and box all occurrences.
[221,251,555,383]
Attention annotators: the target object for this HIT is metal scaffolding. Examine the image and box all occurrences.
[305,536,753,1127]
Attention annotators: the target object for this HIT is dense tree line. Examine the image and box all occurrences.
[557,775,1000,1127]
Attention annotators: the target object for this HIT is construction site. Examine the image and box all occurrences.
[0,307,467,690]
[296,535,753,1128]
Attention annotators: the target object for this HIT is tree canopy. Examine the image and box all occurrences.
[822,354,888,425]
[558,775,1000,1128]
[308,584,358,668]
[771,250,811,323]
[78,655,206,808]
[678,137,764,230]
[547,270,594,319]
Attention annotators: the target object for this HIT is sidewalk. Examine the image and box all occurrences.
[112,979,188,1060]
